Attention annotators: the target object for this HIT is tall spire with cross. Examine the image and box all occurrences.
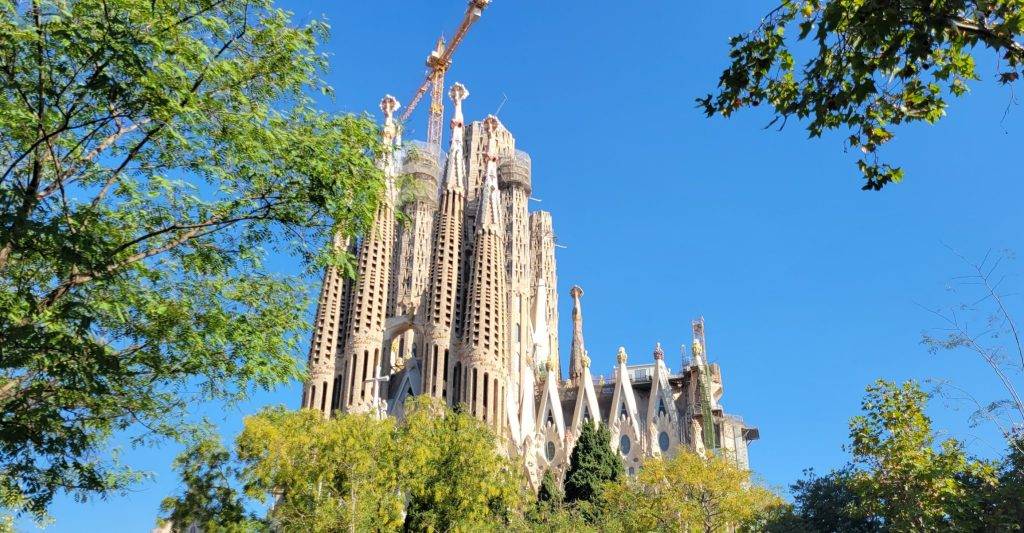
[420,83,469,401]
[335,95,401,415]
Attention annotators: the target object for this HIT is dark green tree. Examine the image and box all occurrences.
[563,422,623,508]
[701,0,1024,190]
[537,470,563,507]
[0,0,383,520]
[159,434,260,533]
[771,468,883,532]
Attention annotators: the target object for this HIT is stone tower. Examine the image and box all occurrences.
[336,95,400,415]
[455,115,510,431]
[419,83,469,401]
[499,149,533,415]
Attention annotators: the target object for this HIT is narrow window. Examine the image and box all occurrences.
[320,381,328,412]
[431,345,439,396]
[483,373,490,421]
[360,350,369,399]
[472,369,478,416]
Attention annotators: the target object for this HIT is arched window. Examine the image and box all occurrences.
[619,434,631,455]
[320,380,328,411]
[545,441,556,461]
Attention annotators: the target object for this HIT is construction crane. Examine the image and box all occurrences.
[399,0,490,158]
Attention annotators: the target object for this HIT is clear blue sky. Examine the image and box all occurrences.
[25,1,1024,530]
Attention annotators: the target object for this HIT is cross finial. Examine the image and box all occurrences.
[380,95,401,146]
[483,115,501,161]
[449,83,469,128]
[653,342,664,360]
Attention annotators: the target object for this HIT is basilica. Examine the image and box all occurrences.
[300,83,758,485]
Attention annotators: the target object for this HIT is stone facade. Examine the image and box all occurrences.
[300,86,759,485]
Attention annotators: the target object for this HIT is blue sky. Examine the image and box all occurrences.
[26,1,1024,530]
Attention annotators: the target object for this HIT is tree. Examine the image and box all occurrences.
[396,397,525,531]
[700,1,1024,190]
[236,407,401,533]
[236,400,524,532]
[537,470,563,507]
[848,380,991,530]
[563,422,623,510]
[922,249,1023,456]
[766,468,883,532]
[158,433,260,533]
[0,0,383,519]
[599,451,783,533]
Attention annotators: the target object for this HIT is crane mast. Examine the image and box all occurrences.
[399,0,490,158]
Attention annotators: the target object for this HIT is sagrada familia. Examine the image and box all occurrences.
[300,83,758,485]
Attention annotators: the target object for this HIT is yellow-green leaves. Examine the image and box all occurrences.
[598,451,784,532]
[236,398,526,532]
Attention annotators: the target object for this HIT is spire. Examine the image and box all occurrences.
[568,285,586,383]
[443,83,469,191]
[476,115,502,230]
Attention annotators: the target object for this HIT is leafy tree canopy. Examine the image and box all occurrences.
[236,398,524,532]
[0,0,383,520]
[599,451,783,533]
[158,432,261,533]
[700,0,1024,190]
[848,380,987,530]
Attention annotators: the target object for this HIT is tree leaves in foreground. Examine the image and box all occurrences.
[0,0,384,520]
[700,1,1024,190]
[599,450,783,533]
[158,433,261,533]
[767,379,1024,531]
[235,398,524,532]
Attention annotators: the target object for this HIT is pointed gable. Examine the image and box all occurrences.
[646,343,677,425]
[570,364,601,431]
[608,347,642,437]
[536,368,565,440]
[387,359,422,419]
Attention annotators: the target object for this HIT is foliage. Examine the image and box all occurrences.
[763,467,882,532]
[0,0,384,519]
[158,432,260,533]
[236,398,523,532]
[848,379,987,530]
[563,422,623,508]
[599,451,783,533]
[236,407,400,532]
[537,470,563,507]
[766,379,1015,531]
[397,397,525,531]
[700,0,1024,189]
